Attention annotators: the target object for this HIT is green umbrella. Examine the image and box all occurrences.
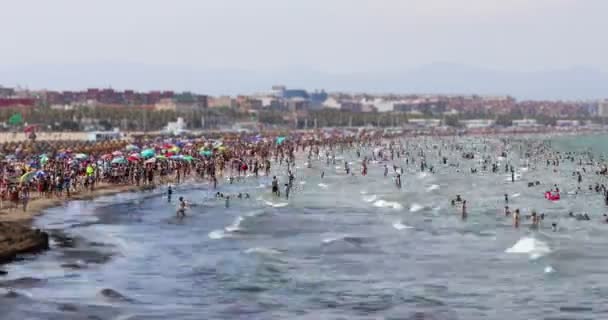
[182,155,194,162]
[141,149,155,158]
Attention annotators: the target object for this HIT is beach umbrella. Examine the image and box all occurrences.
[170,146,181,153]
[144,158,156,164]
[170,155,183,160]
[141,149,155,158]
[155,155,167,160]
[6,154,16,161]
[74,153,88,160]
[182,155,194,162]
[125,144,140,151]
[276,136,286,145]
[20,171,36,183]
[112,151,123,157]
[200,150,213,157]
[101,154,113,160]
[36,170,46,178]
[111,157,126,164]
[127,155,140,162]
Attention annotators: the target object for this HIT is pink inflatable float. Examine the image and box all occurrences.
[544,191,560,201]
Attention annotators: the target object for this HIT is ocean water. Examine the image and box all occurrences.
[2,135,608,319]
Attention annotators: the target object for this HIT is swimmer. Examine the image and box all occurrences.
[552,223,557,232]
[225,196,230,208]
[504,206,511,216]
[504,193,508,204]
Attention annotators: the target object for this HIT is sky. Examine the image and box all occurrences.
[0,0,607,97]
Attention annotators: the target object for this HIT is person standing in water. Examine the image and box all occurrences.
[176,197,188,218]
[514,209,520,228]
[167,185,173,202]
[271,176,279,196]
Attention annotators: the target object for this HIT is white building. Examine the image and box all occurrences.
[461,119,495,129]
[555,120,580,127]
[512,119,538,127]
[165,117,187,135]
[407,118,441,128]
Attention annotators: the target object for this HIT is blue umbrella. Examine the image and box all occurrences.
[111,157,127,164]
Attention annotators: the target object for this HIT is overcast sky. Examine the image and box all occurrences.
[1,0,607,98]
[1,0,605,72]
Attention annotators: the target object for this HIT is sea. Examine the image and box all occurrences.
[2,133,608,320]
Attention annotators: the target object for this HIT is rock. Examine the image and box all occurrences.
[0,222,50,264]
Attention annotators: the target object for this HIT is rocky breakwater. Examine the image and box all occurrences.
[0,222,49,264]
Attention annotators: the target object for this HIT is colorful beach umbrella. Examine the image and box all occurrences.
[125,144,140,151]
[111,157,126,164]
[141,149,155,158]
[74,153,88,160]
[19,171,36,183]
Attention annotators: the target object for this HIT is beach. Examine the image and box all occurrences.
[2,132,608,319]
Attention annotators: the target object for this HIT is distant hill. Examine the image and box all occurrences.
[1,62,607,100]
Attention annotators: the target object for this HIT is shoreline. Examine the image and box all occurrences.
[0,182,157,266]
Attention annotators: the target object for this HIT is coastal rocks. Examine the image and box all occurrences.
[98,288,136,303]
[0,222,49,264]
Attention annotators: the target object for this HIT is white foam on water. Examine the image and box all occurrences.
[245,247,282,255]
[225,216,244,232]
[373,200,403,210]
[318,183,329,189]
[322,236,342,244]
[360,190,368,194]
[393,221,414,230]
[299,181,306,185]
[512,193,521,198]
[362,195,377,203]
[208,230,228,240]
[410,203,424,212]
[417,172,429,179]
[264,200,288,208]
[505,237,551,259]
[426,184,440,191]
[335,166,342,170]
[544,266,554,273]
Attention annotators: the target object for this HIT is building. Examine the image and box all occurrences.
[461,119,496,129]
[0,98,36,108]
[209,96,237,109]
[0,86,15,98]
[555,120,580,127]
[511,119,538,127]
[407,119,441,128]
[598,100,608,117]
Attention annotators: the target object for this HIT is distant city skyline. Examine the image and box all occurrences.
[1,0,607,99]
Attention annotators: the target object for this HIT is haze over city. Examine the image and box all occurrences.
[1,0,607,99]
